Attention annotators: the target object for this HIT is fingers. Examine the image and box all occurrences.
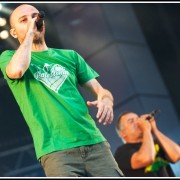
[103,110,114,125]
[97,105,113,125]
[139,115,152,131]
[87,100,114,125]
[31,17,38,30]
[87,100,98,107]
[26,17,37,35]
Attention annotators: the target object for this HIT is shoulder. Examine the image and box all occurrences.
[0,50,15,66]
[0,50,15,57]
[50,48,80,59]
[115,144,127,154]
[114,144,130,161]
[115,143,141,154]
[50,48,76,55]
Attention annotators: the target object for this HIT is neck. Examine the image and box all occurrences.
[127,137,143,144]
[31,41,48,52]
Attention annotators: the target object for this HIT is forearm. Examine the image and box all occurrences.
[84,79,113,102]
[132,130,155,169]
[84,79,114,125]
[153,129,180,162]
[6,32,33,79]
[139,130,155,161]
[97,88,114,104]
[139,131,155,159]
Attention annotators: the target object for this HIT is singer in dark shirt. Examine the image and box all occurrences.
[114,111,180,177]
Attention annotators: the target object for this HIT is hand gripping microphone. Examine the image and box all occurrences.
[146,109,161,120]
[36,11,45,31]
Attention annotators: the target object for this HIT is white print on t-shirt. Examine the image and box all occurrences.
[31,63,69,93]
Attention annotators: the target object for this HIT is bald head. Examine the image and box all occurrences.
[8,4,45,45]
[9,4,39,28]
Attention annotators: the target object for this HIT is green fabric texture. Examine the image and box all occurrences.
[0,48,106,160]
[145,157,169,173]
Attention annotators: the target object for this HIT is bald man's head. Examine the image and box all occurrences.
[9,4,39,28]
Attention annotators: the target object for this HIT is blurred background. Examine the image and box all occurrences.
[0,2,180,177]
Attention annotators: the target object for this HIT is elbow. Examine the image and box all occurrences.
[6,64,26,79]
[171,154,180,163]
[7,69,24,79]
[144,156,155,166]
[132,155,155,170]
[170,148,180,163]
[177,149,180,161]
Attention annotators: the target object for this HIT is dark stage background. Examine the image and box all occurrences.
[0,2,180,177]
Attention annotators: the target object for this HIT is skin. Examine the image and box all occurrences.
[9,4,46,46]
[117,112,180,169]
[7,4,114,126]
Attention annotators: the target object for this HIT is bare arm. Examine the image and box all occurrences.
[6,17,36,79]
[150,118,180,163]
[131,116,156,169]
[83,78,114,125]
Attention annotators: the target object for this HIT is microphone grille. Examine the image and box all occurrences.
[39,11,45,18]
[151,109,161,118]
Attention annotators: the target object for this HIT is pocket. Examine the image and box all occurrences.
[40,153,50,168]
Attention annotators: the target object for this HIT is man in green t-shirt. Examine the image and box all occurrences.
[0,4,124,177]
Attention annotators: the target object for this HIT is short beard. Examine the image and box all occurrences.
[33,39,43,44]
[33,34,43,44]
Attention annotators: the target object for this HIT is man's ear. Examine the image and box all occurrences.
[120,131,126,140]
[10,28,17,38]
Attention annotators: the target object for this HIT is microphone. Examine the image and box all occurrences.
[146,109,161,120]
[36,11,45,31]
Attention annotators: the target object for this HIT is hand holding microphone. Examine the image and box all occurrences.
[35,11,45,31]
[146,109,161,120]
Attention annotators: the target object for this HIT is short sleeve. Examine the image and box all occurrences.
[0,50,15,83]
[73,51,99,85]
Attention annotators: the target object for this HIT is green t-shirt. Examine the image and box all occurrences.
[0,48,106,160]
